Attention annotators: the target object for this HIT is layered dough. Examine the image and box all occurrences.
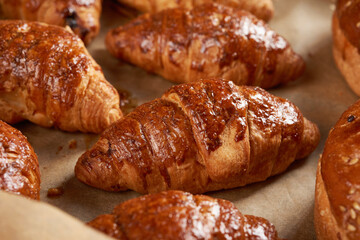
[0,20,122,133]
[106,3,305,89]
[116,0,274,22]
[315,100,360,239]
[75,79,320,194]
[332,0,360,96]
[0,120,40,200]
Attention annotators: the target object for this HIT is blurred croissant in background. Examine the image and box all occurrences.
[116,0,274,22]
[0,0,102,44]
[0,20,122,133]
[106,3,305,89]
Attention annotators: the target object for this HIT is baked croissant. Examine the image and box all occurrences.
[315,100,360,240]
[0,0,101,45]
[116,0,274,22]
[75,79,320,194]
[0,120,40,200]
[333,0,360,96]
[88,190,282,240]
[0,20,122,133]
[106,3,305,89]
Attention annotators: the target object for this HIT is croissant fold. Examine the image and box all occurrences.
[106,3,305,89]
[0,120,40,200]
[75,79,320,194]
[88,190,282,240]
[0,20,122,133]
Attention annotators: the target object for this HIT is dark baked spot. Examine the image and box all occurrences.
[348,115,355,122]
[64,8,78,29]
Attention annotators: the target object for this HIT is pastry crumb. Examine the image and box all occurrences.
[47,187,64,198]
[68,140,77,149]
[56,146,63,154]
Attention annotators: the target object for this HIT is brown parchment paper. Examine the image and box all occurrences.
[0,0,355,239]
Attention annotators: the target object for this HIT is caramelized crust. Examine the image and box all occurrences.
[75,79,320,194]
[106,3,305,89]
[116,0,274,22]
[88,190,281,240]
[336,0,360,51]
[315,100,360,239]
[0,0,101,45]
[0,20,122,133]
[0,120,40,200]
[333,3,360,96]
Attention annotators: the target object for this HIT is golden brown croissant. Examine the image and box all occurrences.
[333,0,360,96]
[0,0,101,45]
[88,190,282,240]
[75,79,320,194]
[0,20,122,133]
[0,120,40,200]
[315,100,360,240]
[116,0,274,22]
[106,3,305,89]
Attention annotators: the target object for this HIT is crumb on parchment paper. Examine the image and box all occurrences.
[47,187,64,198]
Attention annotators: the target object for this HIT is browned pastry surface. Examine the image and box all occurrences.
[0,0,101,45]
[106,3,305,89]
[0,20,122,133]
[336,0,360,51]
[88,190,282,240]
[75,79,320,194]
[116,0,274,22]
[0,120,40,200]
[315,100,360,239]
[333,1,360,96]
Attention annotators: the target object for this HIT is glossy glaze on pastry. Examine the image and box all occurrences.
[0,0,101,44]
[336,0,360,51]
[116,0,274,22]
[75,79,320,194]
[333,0,360,96]
[0,120,40,200]
[88,190,282,240]
[106,3,305,89]
[0,20,122,133]
[315,100,360,240]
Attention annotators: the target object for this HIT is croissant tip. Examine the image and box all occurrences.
[296,118,321,159]
[75,147,128,192]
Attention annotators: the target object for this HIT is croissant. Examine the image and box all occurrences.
[315,100,360,239]
[0,120,40,200]
[0,0,101,45]
[88,190,282,240]
[0,20,122,133]
[333,0,360,96]
[106,3,305,89]
[116,0,274,22]
[75,79,320,194]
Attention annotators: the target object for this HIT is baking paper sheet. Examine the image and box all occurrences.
[0,0,355,239]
